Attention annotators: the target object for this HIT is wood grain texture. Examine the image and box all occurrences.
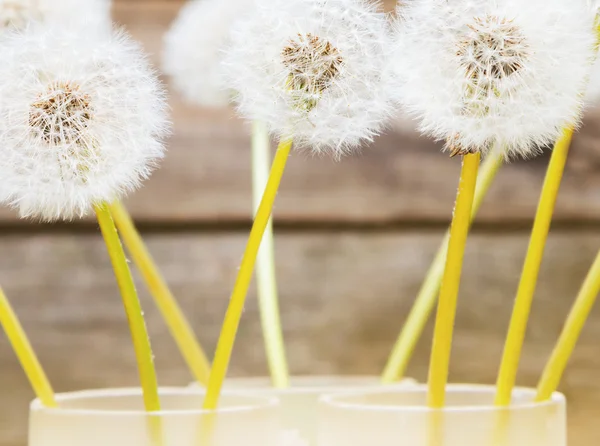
[3,0,600,224]
[0,231,599,445]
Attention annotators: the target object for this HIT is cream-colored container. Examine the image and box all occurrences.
[207,375,417,445]
[318,384,566,446]
[29,387,280,446]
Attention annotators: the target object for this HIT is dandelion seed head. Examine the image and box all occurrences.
[0,26,169,221]
[392,0,596,158]
[163,0,254,107]
[223,0,393,156]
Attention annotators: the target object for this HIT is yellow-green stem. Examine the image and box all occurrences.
[109,201,211,386]
[95,202,160,411]
[535,248,600,401]
[252,121,289,388]
[382,148,503,383]
[0,288,56,407]
[428,152,480,408]
[495,128,572,406]
[203,138,293,409]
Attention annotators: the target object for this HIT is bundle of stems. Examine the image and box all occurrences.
[206,0,391,405]
[0,258,163,445]
[2,202,189,415]
[95,203,160,412]
[251,121,289,388]
[536,248,600,401]
[0,288,56,407]
[427,152,481,407]
[0,204,163,442]
[495,15,600,407]
[108,123,287,392]
[494,129,573,405]
[382,148,504,383]
[110,201,212,386]
[203,138,293,409]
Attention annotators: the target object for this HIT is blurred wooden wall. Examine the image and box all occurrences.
[2,1,600,445]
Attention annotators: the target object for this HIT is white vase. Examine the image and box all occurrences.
[28,387,280,446]
[318,384,566,446]
[198,375,417,445]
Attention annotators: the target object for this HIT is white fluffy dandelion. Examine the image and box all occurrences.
[0,25,169,221]
[0,0,109,32]
[393,0,596,158]
[223,0,392,156]
[163,0,253,107]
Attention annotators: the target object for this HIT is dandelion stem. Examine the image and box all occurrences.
[495,128,572,406]
[95,202,160,411]
[427,152,480,408]
[203,138,293,409]
[535,248,600,401]
[382,148,503,383]
[109,200,211,386]
[0,288,56,407]
[252,121,289,388]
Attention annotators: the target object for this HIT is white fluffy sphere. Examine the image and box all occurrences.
[0,0,110,32]
[163,0,253,107]
[393,0,596,158]
[0,25,169,220]
[223,0,392,156]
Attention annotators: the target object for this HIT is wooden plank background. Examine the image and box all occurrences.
[1,1,600,445]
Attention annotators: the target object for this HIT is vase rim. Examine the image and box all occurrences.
[30,387,279,417]
[319,383,565,413]
[202,375,417,394]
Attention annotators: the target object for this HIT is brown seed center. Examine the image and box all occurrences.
[29,81,94,146]
[281,33,343,111]
[457,15,528,84]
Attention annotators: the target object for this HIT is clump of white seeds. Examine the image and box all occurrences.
[223,0,392,156]
[393,0,596,158]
